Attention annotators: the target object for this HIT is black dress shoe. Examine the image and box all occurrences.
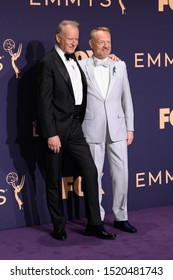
[53,228,67,240]
[85,225,116,240]
[113,220,137,233]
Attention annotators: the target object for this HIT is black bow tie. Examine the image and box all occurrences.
[64,53,75,60]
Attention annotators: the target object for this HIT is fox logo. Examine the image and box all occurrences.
[158,0,173,11]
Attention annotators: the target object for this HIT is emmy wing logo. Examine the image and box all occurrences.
[6,172,25,210]
[0,56,4,71]
[3,39,22,78]
[118,0,126,14]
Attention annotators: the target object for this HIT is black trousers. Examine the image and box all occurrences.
[44,119,102,229]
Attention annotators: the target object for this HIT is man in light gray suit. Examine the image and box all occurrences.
[80,27,137,233]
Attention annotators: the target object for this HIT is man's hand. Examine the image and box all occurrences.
[109,54,121,62]
[127,131,134,145]
[48,135,61,153]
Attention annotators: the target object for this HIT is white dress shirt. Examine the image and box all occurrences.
[55,45,83,105]
[93,57,110,99]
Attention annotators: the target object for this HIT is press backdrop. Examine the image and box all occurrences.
[0,0,173,230]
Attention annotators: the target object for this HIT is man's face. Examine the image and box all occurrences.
[56,24,79,54]
[89,30,111,60]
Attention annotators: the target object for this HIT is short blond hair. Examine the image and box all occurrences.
[89,27,111,40]
[56,20,79,35]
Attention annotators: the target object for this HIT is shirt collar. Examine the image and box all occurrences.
[93,56,108,63]
[55,44,66,61]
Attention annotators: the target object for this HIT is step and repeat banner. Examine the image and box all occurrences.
[0,0,173,230]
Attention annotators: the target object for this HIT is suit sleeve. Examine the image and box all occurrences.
[121,62,134,131]
[37,60,57,139]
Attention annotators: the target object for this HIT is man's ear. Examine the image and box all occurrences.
[56,34,60,44]
[89,39,93,49]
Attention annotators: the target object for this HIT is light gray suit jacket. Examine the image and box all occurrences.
[79,56,134,143]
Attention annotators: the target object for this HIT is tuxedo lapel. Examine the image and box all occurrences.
[52,49,74,96]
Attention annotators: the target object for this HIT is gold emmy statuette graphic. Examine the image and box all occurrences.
[3,39,22,78]
[118,0,126,14]
[0,56,4,71]
[6,172,25,210]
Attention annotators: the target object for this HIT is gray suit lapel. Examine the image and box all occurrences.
[106,59,117,99]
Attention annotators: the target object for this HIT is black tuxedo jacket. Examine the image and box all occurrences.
[37,48,87,140]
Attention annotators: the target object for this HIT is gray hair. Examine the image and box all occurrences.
[56,20,79,35]
[89,27,111,40]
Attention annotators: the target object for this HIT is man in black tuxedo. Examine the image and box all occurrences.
[37,20,116,240]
